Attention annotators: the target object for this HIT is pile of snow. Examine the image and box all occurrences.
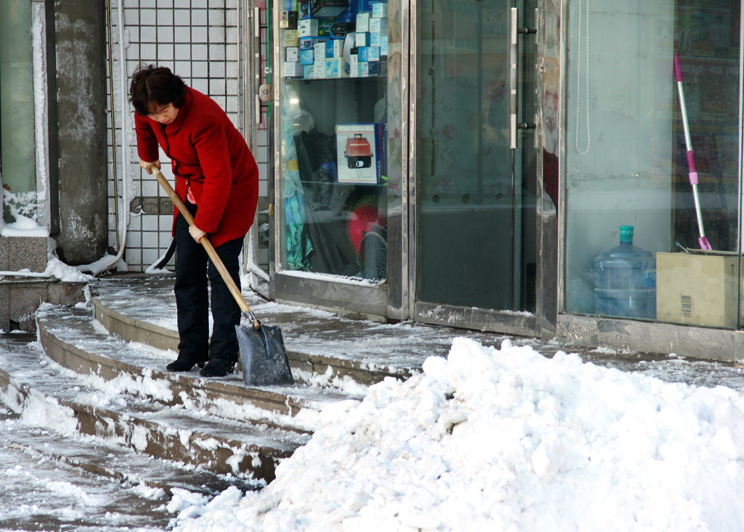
[0,213,49,237]
[46,256,93,282]
[170,338,744,531]
[75,253,128,276]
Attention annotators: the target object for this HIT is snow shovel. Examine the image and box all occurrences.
[153,166,294,386]
[674,54,712,251]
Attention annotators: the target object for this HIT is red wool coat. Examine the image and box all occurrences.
[134,87,258,248]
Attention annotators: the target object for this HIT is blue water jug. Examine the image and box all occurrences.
[593,225,656,319]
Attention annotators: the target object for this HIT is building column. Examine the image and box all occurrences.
[52,0,108,264]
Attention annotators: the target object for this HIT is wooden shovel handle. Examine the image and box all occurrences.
[152,166,258,326]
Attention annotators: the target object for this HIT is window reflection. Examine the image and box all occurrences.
[565,0,742,328]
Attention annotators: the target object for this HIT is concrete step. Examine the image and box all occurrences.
[0,409,259,497]
[88,276,505,389]
[0,277,85,332]
[90,292,416,387]
[37,304,357,434]
[2,327,311,482]
[0,408,173,531]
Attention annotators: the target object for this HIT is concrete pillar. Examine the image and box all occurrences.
[52,0,108,265]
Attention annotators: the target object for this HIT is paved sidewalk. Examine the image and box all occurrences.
[90,275,744,392]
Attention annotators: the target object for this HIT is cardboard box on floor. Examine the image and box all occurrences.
[656,252,743,328]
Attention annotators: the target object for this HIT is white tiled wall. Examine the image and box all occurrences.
[106,0,256,273]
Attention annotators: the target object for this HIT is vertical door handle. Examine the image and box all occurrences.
[509,8,519,150]
[509,8,537,150]
[254,6,262,127]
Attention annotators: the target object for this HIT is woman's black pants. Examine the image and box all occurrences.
[174,202,243,363]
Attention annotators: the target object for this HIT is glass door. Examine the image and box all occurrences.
[414,1,538,325]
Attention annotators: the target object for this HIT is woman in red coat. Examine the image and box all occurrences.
[130,65,258,377]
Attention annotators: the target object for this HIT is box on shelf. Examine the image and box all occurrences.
[336,123,385,184]
[314,41,327,57]
[349,53,359,77]
[371,1,387,18]
[356,12,370,32]
[280,10,299,29]
[317,19,335,38]
[330,22,355,39]
[286,47,300,62]
[326,39,343,58]
[656,252,743,328]
[367,46,380,61]
[325,58,349,78]
[283,29,300,47]
[361,61,381,77]
[284,61,304,77]
[299,49,314,65]
[310,0,349,18]
[355,31,369,47]
[369,17,387,34]
[300,36,329,49]
[299,18,319,37]
[380,35,388,55]
[314,59,327,78]
[304,64,316,79]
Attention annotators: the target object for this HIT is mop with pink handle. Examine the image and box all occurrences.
[674,53,712,251]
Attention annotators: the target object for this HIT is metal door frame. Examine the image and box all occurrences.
[241,0,273,298]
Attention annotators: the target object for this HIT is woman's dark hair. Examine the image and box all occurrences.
[129,65,187,116]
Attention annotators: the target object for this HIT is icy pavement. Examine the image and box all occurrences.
[560,343,744,393]
[89,276,744,389]
[0,332,259,532]
[0,406,170,532]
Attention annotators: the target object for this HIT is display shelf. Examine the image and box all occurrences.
[284,74,387,81]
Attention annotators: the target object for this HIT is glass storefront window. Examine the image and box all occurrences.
[0,0,36,222]
[565,0,742,328]
[278,1,389,281]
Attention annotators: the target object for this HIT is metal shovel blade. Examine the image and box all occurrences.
[237,321,294,386]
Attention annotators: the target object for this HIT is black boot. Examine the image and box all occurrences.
[199,357,236,377]
[166,356,207,372]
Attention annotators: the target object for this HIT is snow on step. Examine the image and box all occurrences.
[0,337,309,481]
[36,303,362,435]
[0,408,260,496]
[90,276,482,386]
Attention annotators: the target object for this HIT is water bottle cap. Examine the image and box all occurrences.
[619,225,634,244]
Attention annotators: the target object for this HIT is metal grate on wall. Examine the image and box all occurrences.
[106,0,241,272]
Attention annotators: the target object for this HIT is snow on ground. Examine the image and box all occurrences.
[0,408,170,531]
[170,337,744,532]
[0,213,49,237]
